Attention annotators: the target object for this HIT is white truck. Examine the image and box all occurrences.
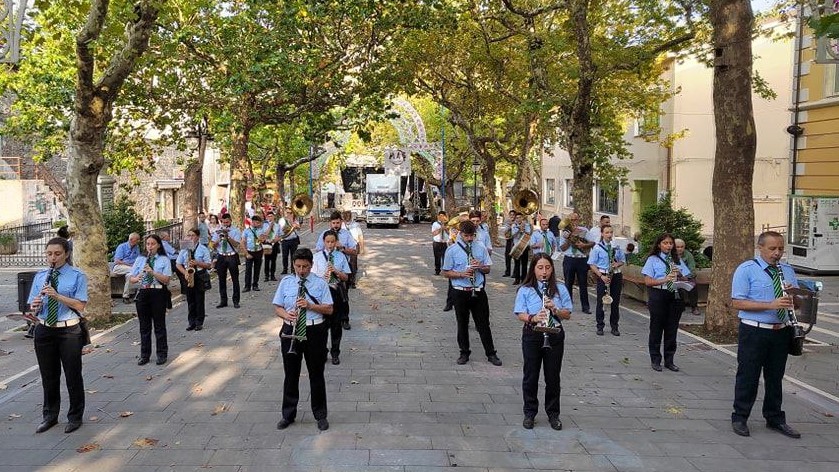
[365,173,401,228]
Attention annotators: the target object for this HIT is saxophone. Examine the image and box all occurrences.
[185,249,195,288]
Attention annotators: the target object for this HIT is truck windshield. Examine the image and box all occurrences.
[370,193,399,205]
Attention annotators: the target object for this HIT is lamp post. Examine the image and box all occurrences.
[472,158,480,209]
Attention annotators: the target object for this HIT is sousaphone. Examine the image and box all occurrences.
[509,189,538,259]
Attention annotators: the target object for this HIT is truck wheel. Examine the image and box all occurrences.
[366,223,372,229]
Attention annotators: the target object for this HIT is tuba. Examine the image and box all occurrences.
[509,190,538,260]
[281,193,313,237]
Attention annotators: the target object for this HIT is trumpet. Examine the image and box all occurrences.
[602,245,614,305]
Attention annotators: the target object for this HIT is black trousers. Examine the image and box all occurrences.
[522,328,564,419]
[264,243,279,279]
[185,283,206,328]
[281,237,300,273]
[136,289,168,360]
[513,247,530,281]
[595,273,623,330]
[432,241,447,274]
[453,290,496,357]
[504,238,513,275]
[732,323,791,425]
[244,250,263,289]
[280,322,328,421]
[327,285,348,357]
[647,288,684,365]
[171,260,185,293]
[34,323,85,423]
[215,254,240,304]
[348,253,359,287]
[563,256,590,312]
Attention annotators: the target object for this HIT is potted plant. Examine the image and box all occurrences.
[0,232,19,255]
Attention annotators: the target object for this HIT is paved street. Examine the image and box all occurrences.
[1,223,838,471]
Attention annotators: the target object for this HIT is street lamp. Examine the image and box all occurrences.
[472,157,480,209]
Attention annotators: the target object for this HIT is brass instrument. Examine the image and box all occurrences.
[509,189,538,260]
[533,279,563,350]
[602,243,614,306]
[281,193,312,237]
[185,247,196,288]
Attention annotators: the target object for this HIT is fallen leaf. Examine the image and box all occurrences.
[825,412,835,418]
[132,437,159,448]
[350,380,359,385]
[8,414,21,419]
[145,376,153,381]
[88,416,99,422]
[665,406,683,415]
[102,374,114,379]
[86,390,98,394]
[132,341,140,346]
[76,443,100,453]
[211,403,229,416]
[194,342,204,348]
[105,349,113,353]
[119,411,134,418]
[0,384,7,390]
[81,347,94,355]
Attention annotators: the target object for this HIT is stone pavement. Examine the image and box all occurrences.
[0,223,838,471]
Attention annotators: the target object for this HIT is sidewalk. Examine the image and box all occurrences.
[0,224,837,471]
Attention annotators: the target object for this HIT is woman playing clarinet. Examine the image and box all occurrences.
[28,237,89,434]
[513,253,572,431]
[129,234,172,366]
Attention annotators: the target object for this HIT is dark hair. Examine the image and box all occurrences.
[322,230,339,241]
[626,243,635,253]
[266,211,274,216]
[521,253,558,298]
[600,215,610,222]
[46,237,71,253]
[57,226,70,238]
[198,211,206,216]
[647,232,680,264]
[599,224,612,238]
[438,211,447,216]
[251,215,262,222]
[330,211,342,221]
[145,234,167,256]
[468,209,481,219]
[210,214,219,223]
[220,213,231,220]
[188,228,200,237]
[459,220,476,235]
[292,247,314,263]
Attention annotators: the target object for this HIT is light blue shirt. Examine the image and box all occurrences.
[513,282,573,316]
[441,238,492,289]
[262,221,279,242]
[27,264,89,322]
[212,225,242,255]
[162,240,178,261]
[198,222,210,245]
[641,251,692,286]
[588,241,626,272]
[732,257,799,323]
[475,225,493,253]
[313,249,352,285]
[272,274,334,324]
[130,254,173,288]
[511,222,532,245]
[176,244,212,267]
[114,241,140,264]
[315,228,358,251]
[559,226,590,257]
[530,230,557,255]
[279,217,299,241]
[243,226,266,252]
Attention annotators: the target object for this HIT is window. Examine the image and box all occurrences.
[545,178,556,205]
[827,64,839,97]
[633,111,660,137]
[564,179,574,208]
[596,181,619,215]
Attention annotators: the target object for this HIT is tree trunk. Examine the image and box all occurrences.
[181,117,208,229]
[67,118,111,322]
[229,123,252,228]
[481,156,499,243]
[705,0,756,336]
[276,167,287,206]
[567,0,596,226]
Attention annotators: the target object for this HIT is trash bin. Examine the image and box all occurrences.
[17,271,38,313]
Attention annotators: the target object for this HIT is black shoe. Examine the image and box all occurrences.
[651,363,662,372]
[277,418,294,430]
[35,418,58,434]
[767,422,801,438]
[611,328,621,336]
[264,277,270,282]
[456,354,469,365]
[195,325,203,331]
[64,422,82,434]
[156,357,167,365]
[271,276,278,281]
[123,296,132,304]
[332,356,340,365]
[435,271,440,275]
[24,325,35,338]
[242,288,251,293]
[596,329,604,336]
[216,302,228,308]
[280,270,288,275]
[253,286,261,291]
[342,320,351,330]
[317,418,329,431]
[549,417,563,431]
[487,355,502,366]
[502,273,511,277]
[186,326,195,331]
[522,417,534,429]
[732,420,750,437]
[137,358,150,366]
[583,309,592,314]
[512,279,521,285]
[664,363,680,372]
[234,303,240,309]
[443,304,453,312]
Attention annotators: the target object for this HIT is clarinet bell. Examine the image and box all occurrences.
[541,333,552,350]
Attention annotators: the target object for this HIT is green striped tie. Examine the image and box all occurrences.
[768,265,787,321]
[45,270,60,326]
[143,256,156,287]
[664,255,674,292]
[543,231,551,255]
[294,277,308,340]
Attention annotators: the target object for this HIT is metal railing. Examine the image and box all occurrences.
[0,221,57,267]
